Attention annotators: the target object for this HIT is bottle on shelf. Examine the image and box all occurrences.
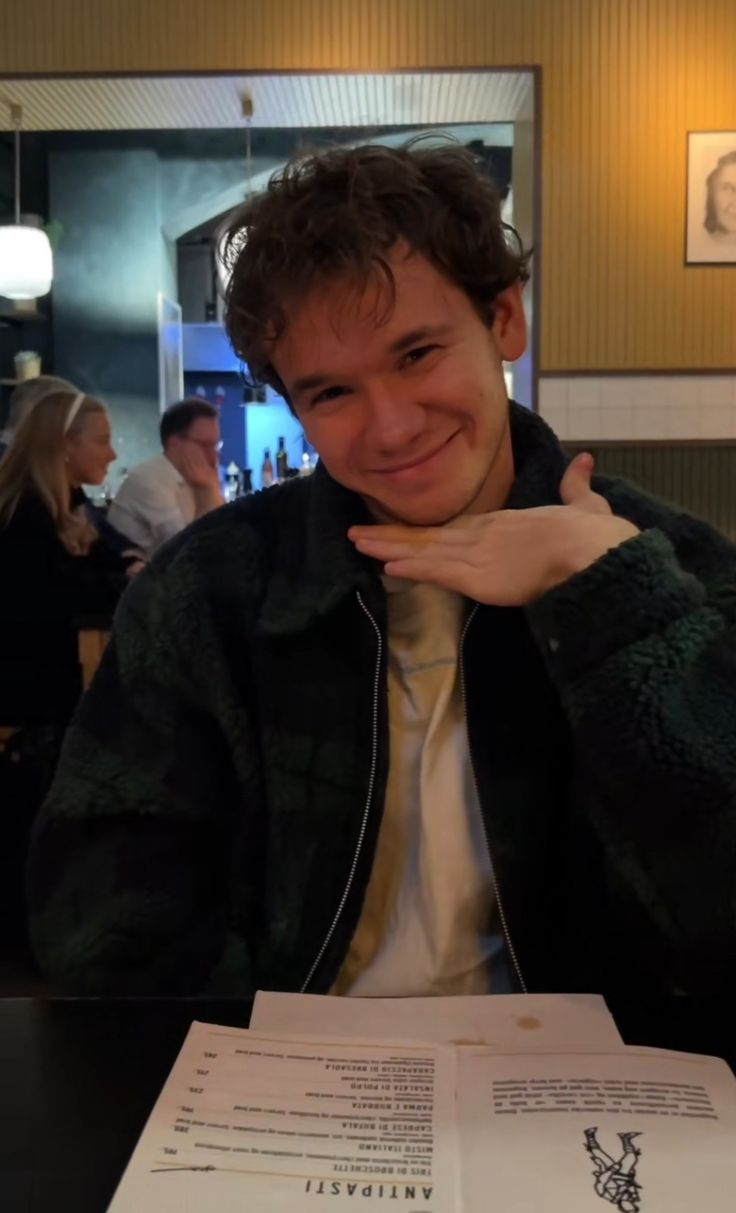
[225,461,241,502]
[276,436,288,483]
[261,448,274,488]
[300,452,313,476]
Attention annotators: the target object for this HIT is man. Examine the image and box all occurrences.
[107,398,224,557]
[28,145,736,1011]
[0,374,75,456]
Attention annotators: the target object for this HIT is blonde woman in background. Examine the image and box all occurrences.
[0,374,76,457]
[0,387,141,979]
[0,386,142,724]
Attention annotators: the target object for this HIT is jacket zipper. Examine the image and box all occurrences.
[300,590,383,992]
[459,604,528,994]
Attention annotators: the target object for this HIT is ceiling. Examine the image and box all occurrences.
[0,71,533,131]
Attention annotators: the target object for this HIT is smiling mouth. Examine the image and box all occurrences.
[373,433,458,475]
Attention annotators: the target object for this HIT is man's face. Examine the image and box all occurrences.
[171,416,222,468]
[271,247,527,526]
[713,162,736,234]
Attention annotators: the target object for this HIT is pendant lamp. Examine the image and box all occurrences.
[0,103,53,300]
[216,93,253,298]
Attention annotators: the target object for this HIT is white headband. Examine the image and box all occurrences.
[63,392,86,434]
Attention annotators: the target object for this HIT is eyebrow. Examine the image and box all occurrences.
[290,324,453,398]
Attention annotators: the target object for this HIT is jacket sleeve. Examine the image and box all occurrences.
[526,519,736,997]
[27,558,254,995]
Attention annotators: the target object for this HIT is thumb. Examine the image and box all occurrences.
[559,452,609,513]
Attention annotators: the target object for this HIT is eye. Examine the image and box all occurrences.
[401,344,439,367]
[311,385,350,407]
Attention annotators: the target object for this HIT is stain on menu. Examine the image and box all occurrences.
[107,1022,460,1212]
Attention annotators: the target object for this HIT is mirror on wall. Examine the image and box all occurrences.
[0,71,537,488]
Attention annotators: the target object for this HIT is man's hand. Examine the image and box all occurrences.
[178,440,222,492]
[348,453,640,607]
[176,440,225,516]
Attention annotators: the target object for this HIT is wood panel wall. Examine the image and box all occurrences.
[1,0,735,372]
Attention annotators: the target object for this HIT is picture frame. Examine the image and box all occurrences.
[157,293,184,413]
[685,131,736,265]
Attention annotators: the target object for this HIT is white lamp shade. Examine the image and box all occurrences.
[0,224,53,300]
[216,226,246,297]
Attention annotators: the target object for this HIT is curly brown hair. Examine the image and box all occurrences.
[222,141,530,400]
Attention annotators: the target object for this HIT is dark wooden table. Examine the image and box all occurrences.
[1,996,733,1213]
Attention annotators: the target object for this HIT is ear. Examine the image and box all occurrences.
[490,283,527,362]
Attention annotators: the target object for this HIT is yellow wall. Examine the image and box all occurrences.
[1,0,735,372]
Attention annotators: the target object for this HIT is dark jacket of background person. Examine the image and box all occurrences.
[0,487,129,726]
[27,406,736,1006]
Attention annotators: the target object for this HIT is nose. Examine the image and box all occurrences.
[363,378,427,457]
[108,446,117,463]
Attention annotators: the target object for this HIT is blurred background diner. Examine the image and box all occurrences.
[0,373,76,457]
[108,397,224,557]
[0,385,142,977]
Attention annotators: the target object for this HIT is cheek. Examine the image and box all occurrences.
[301,415,353,469]
[431,351,501,414]
[82,444,108,473]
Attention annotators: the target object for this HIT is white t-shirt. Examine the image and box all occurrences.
[333,577,510,997]
[108,453,197,558]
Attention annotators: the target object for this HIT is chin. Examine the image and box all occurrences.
[370,492,475,527]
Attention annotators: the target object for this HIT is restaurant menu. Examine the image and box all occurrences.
[107,1024,460,1212]
[249,989,626,1049]
[107,1019,736,1212]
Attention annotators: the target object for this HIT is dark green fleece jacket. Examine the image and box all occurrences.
[27,405,736,1002]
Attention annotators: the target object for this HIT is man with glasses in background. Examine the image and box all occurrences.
[108,398,224,558]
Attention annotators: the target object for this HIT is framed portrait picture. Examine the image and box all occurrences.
[686,131,736,264]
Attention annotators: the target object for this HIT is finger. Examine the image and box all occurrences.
[352,536,449,562]
[559,452,611,515]
[349,523,478,547]
[382,557,474,594]
[559,452,594,503]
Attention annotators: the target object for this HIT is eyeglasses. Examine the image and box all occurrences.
[183,436,224,453]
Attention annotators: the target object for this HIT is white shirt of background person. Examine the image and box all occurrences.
[108,403,224,558]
